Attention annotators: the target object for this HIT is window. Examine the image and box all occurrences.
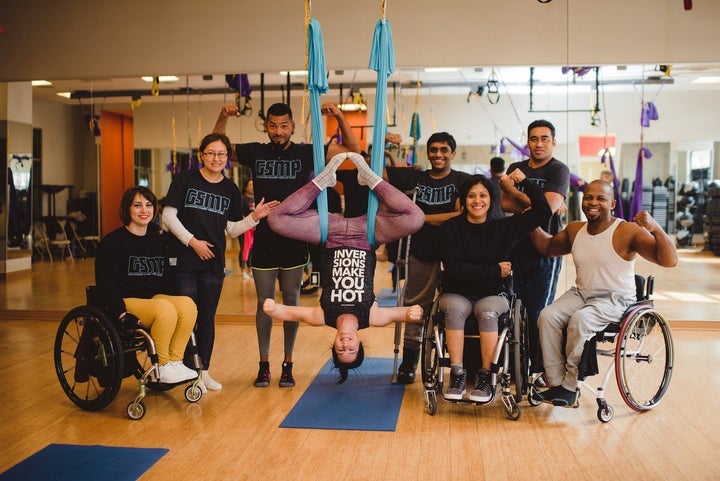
[134,149,152,187]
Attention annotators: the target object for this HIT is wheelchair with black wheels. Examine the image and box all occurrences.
[54,286,204,420]
[420,283,530,420]
[528,275,674,423]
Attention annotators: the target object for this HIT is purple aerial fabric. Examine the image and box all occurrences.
[629,147,652,219]
[501,137,531,158]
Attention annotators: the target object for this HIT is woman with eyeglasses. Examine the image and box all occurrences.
[162,132,278,393]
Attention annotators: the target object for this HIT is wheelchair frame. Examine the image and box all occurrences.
[54,287,205,420]
[420,289,531,420]
[528,275,674,423]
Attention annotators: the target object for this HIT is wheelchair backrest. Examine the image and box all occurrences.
[634,274,655,301]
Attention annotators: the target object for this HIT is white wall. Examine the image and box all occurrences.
[1,0,719,82]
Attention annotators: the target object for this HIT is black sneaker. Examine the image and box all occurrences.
[532,385,581,407]
[446,368,467,400]
[397,348,420,384]
[253,361,270,387]
[468,369,494,403]
[279,362,295,387]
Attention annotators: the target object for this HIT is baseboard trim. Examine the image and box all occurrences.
[0,310,717,330]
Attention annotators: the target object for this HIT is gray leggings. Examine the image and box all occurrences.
[439,293,510,331]
[252,266,304,356]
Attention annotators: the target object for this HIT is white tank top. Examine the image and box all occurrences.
[572,218,636,295]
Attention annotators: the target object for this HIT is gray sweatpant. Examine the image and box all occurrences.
[538,287,634,391]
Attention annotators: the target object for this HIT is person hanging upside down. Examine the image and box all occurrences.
[262,152,425,382]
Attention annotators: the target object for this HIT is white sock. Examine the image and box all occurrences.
[312,153,347,190]
[349,153,382,190]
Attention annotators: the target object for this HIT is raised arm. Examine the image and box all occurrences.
[630,210,678,267]
[530,222,578,257]
[323,103,361,159]
[213,103,236,134]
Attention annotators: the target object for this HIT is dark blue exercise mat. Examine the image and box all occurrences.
[280,357,405,431]
[0,444,168,481]
[375,287,398,307]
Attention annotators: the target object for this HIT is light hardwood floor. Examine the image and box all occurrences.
[1,246,719,480]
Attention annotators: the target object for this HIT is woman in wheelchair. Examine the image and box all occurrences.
[439,169,552,402]
[95,186,199,385]
[261,153,425,383]
[530,180,677,407]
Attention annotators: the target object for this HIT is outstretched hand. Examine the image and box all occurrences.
[252,197,280,221]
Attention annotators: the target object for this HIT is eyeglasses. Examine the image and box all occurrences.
[202,151,228,159]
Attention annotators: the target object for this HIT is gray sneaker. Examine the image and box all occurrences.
[468,369,494,403]
[446,369,467,400]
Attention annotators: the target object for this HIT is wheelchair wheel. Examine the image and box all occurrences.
[512,299,529,403]
[615,308,673,412]
[54,306,124,411]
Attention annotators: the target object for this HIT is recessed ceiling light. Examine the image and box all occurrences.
[31,80,52,87]
[140,76,179,82]
[692,76,720,84]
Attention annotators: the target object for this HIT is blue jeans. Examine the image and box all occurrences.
[175,270,224,370]
[513,255,563,372]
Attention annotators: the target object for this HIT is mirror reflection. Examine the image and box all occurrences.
[10,63,720,321]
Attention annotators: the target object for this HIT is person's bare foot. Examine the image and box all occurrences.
[406,304,423,322]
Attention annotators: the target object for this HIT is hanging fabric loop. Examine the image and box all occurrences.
[367,15,395,246]
[307,16,330,243]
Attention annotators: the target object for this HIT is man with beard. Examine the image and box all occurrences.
[529,180,677,406]
[214,102,360,388]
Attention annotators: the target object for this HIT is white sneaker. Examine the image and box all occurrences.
[159,361,197,384]
[202,370,222,391]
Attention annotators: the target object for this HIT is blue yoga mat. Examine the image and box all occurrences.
[0,444,168,481]
[376,287,398,307]
[280,357,404,431]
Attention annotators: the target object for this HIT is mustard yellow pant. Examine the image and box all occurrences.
[123,295,197,365]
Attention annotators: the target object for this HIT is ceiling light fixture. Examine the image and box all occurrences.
[56,92,72,98]
[692,76,720,84]
[140,76,179,82]
[279,70,307,77]
[31,80,52,87]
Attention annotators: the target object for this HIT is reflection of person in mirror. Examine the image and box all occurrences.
[262,153,424,383]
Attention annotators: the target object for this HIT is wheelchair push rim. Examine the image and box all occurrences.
[615,308,674,412]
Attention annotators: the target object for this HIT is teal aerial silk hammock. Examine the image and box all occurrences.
[307,18,330,243]
[367,16,395,246]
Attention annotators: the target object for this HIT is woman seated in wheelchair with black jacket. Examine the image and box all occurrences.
[95,186,199,385]
[439,169,552,402]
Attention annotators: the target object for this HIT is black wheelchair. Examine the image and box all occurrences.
[528,275,674,423]
[420,285,530,420]
[54,287,204,420]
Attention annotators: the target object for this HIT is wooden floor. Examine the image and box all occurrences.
[1,245,720,480]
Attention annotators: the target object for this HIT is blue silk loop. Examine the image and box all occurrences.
[367,18,395,246]
[308,18,330,243]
